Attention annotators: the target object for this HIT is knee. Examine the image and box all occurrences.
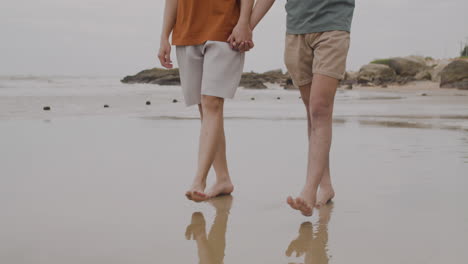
[201,95,224,112]
[309,100,333,121]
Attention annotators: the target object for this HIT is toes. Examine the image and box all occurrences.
[287,196,297,209]
[192,191,208,202]
[185,191,193,200]
[297,198,313,216]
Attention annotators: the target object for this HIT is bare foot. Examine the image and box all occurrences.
[205,180,234,199]
[287,189,316,217]
[315,186,335,208]
[185,182,208,202]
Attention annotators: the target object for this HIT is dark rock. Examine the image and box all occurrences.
[240,73,268,89]
[282,77,297,90]
[123,68,292,89]
[172,99,178,103]
[276,97,281,100]
[421,93,428,96]
[251,97,255,101]
[43,106,51,111]
[440,60,468,90]
[104,105,109,108]
[240,69,289,89]
[122,68,181,85]
[146,101,151,105]
[358,64,396,85]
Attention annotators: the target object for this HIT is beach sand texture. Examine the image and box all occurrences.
[1,76,468,263]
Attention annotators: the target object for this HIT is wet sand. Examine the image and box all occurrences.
[1,78,468,263]
[1,116,468,263]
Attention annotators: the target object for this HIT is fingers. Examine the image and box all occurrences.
[238,42,246,53]
[157,49,173,69]
[247,40,255,49]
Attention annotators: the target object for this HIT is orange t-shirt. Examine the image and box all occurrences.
[172,0,241,46]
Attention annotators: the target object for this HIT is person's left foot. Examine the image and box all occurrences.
[185,182,208,202]
[315,186,335,208]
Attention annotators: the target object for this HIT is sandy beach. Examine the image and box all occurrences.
[1,76,468,263]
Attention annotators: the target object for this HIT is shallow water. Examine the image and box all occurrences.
[0,117,467,263]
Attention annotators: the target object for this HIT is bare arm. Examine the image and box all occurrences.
[250,0,275,30]
[158,0,178,68]
[228,0,254,51]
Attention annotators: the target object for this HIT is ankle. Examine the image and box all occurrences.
[216,176,232,185]
[319,183,334,190]
[192,178,207,187]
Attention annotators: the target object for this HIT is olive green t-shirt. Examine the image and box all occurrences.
[285,0,355,34]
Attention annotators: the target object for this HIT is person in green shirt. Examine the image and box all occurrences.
[243,0,355,216]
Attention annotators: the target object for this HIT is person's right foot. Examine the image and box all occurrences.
[287,188,316,217]
[185,182,207,202]
[206,180,234,199]
[315,185,335,208]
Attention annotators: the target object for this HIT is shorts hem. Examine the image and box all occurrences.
[293,79,313,87]
[313,70,344,81]
[201,91,235,100]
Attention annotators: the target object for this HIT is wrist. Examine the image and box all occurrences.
[160,32,170,41]
[237,18,250,27]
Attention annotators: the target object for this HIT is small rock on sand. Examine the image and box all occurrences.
[172,99,178,103]
[146,101,151,105]
[103,105,109,108]
[43,106,51,111]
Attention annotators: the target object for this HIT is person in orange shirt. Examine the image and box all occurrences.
[158,0,254,202]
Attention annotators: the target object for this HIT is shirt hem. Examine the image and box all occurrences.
[286,26,351,35]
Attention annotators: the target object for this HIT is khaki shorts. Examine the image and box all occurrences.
[176,41,245,106]
[284,31,350,87]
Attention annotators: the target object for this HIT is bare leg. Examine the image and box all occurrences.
[186,95,225,202]
[287,74,338,216]
[196,105,234,198]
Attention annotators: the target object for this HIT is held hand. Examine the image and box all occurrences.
[157,39,173,68]
[237,40,255,53]
[227,22,253,53]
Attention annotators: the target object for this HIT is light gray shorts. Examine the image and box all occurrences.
[176,41,245,106]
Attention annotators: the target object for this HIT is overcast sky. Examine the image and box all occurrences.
[1,0,467,76]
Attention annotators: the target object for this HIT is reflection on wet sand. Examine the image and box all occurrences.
[185,196,232,264]
[286,204,334,264]
[359,119,468,132]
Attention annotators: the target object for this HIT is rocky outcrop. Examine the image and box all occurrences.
[342,71,358,85]
[440,60,468,90]
[122,68,292,89]
[121,68,181,85]
[372,56,428,77]
[431,60,450,82]
[240,69,290,89]
[357,64,396,85]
